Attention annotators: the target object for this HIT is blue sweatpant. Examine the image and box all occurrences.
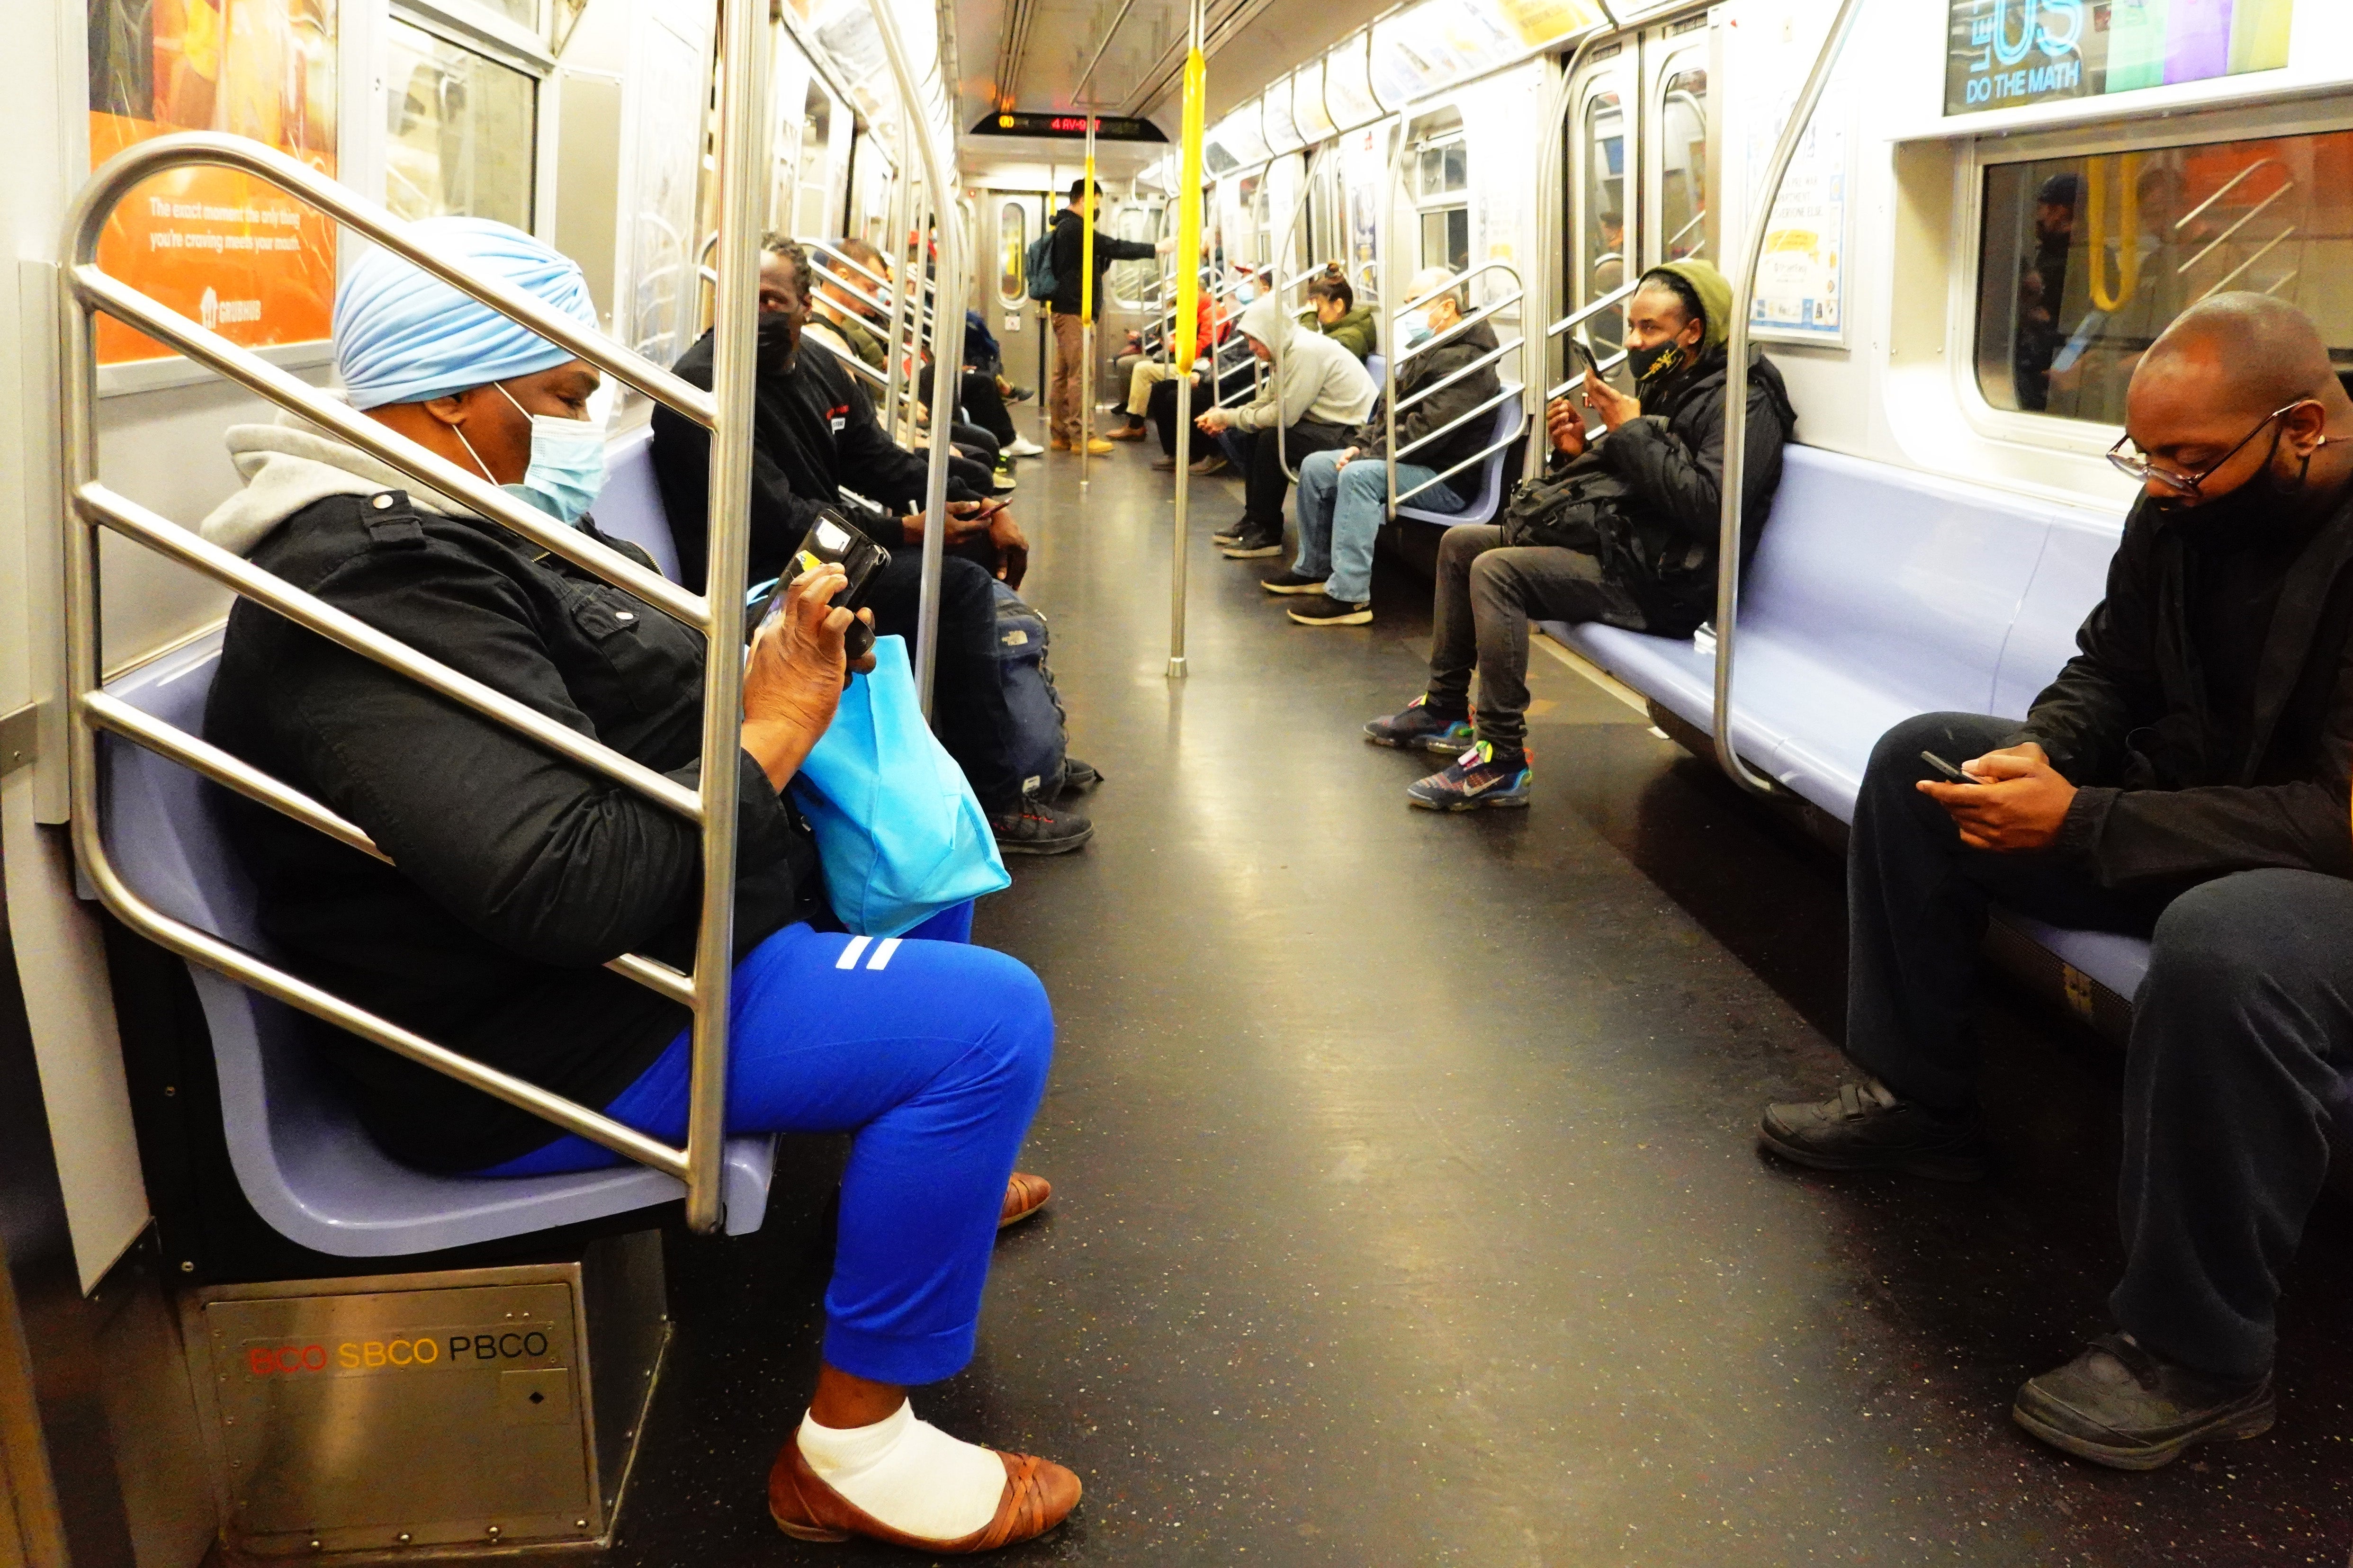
[479,905,1053,1385]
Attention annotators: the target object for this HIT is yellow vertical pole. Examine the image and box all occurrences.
[1168,2,1205,679]
[1081,119,1098,486]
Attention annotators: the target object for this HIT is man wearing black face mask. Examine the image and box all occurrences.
[1365,258,1795,809]
[1760,293,2353,1471]
[652,238,1099,854]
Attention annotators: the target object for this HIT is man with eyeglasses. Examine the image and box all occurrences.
[1758,292,2353,1471]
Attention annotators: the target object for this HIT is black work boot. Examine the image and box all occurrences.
[989,797,1094,855]
[2013,1333,2274,1470]
[1757,1080,1990,1181]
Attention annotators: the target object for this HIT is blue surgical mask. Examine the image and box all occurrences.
[1402,318,1433,349]
[1236,282,1259,304]
[493,382,606,525]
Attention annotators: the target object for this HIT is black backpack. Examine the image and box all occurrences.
[990,581,1069,798]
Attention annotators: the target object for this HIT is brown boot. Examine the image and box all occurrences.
[769,1435,1081,1552]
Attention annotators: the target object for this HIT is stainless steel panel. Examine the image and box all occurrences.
[579,1233,667,1531]
[196,1267,598,1557]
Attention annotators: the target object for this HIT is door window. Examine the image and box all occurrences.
[1659,68,1708,261]
[385,17,538,230]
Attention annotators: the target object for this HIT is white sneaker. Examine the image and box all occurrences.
[1003,436,1045,458]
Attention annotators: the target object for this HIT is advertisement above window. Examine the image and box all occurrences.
[1944,0,2294,117]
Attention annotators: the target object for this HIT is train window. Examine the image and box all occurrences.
[1581,90,1627,353]
[1107,202,1162,308]
[996,198,1028,306]
[384,17,538,229]
[1659,69,1708,262]
[1410,118,1469,278]
[1977,129,2353,425]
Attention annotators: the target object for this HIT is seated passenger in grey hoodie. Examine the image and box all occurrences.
[1193,294,1378,560]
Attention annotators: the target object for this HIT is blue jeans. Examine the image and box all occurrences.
[478,904,1052,1385]
[1292,450,1461,602]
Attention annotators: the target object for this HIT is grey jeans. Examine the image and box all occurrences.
[1426,524,1644,749]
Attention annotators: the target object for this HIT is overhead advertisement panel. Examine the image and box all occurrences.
[1262,81,1303,155]
[1944,0,2294,116]
[1370,0,1605,108]
[1323,33,1383,128]
[86,0,339,365]
[1295,59,1336,141]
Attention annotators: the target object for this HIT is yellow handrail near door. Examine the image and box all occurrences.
[1167,0,1206,679]
[2086,152,2144,314]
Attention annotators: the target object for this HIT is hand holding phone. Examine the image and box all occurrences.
[1920,750,1982,786]
[776,508,890,663]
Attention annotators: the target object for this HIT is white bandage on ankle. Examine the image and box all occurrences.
[796,1402,1006,1541]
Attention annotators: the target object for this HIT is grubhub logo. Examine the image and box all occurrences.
[198,287,262,330]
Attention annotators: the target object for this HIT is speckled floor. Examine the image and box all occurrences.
[597,430,2353,1565]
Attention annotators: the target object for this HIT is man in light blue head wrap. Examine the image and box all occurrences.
[338,215,608,525]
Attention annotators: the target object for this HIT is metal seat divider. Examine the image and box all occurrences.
[1268,143,1332,483]
[61,0,773,1234]
[1376,258,1529,516]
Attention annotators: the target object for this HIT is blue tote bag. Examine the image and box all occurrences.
[787,636,1009,937]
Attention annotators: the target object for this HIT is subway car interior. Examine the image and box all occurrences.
[10,0,2353,1561]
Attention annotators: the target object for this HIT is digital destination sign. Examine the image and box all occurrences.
[972,112,1168,142]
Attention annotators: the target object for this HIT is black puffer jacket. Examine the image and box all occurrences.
[2019,488,2353,888]
[1046,208,1156,317]
[205,491,823,1171]
[1349,317,1504,478]
[1577,344,1796,637]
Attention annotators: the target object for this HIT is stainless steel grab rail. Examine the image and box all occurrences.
[1714,0,1867,798]
[63,99,769,1228]
[1378,259,1529,516]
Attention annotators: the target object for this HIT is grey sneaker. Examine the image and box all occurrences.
[989,798,1094,855]
[1758,1080,1991,1182]
[2013,1334,2274,1471]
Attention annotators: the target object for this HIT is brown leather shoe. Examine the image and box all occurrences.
[999,1171,1051,1229]
[1105,422,1147,441]
[769,1434,1081,1551]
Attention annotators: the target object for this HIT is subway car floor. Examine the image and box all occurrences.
[597,431,2353,1567]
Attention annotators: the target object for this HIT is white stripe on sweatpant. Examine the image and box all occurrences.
[835,935,872,970]
[866,938,903,971]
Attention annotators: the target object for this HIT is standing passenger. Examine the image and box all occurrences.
[1761,294,2353,1472]
[1045,179,1163,456]
[199,218,1082,1549]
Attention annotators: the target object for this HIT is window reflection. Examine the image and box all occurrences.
[997,198,1027,305]
[1977,132,2353,423]
[1581,90,1626,356]
[384,18,536,230]
[1660,69,1707,261]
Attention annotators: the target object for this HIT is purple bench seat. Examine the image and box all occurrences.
[99,631,777,1257]
[1539,444,2148,1002]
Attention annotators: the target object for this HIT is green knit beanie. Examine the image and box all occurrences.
[1647,259,1733,354]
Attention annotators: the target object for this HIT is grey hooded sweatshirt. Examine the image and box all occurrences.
[199,410,471,557]
[1226,295,1378,434]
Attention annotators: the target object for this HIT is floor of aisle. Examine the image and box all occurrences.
[604,429,2353,1567]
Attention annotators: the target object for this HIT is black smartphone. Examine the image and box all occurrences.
[758,507,890,663]
[1569,335,1602,379]
[1920,750,1980,785]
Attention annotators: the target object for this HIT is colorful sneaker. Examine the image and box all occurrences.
[1406,742,1532,810]
[991,458,1018,492]
[1364,695,1475,753]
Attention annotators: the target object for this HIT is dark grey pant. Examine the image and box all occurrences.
[1850,711,2353,1378]
[1426,524,1644,749]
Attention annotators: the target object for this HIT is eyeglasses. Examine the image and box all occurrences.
[2107,400,2311,499]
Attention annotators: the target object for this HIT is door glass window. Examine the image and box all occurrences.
[385,18,537,229]
[1580,89,1627,355]
[1976,130,2353,424]
[1659,68,1708,261]
[1420,208,1469,275]
[1109,202,1163,307]
[997,198,1027,305]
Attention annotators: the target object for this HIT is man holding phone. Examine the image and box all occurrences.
[1760,294,2353,1470]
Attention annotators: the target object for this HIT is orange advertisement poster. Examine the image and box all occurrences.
[87,0,339,365]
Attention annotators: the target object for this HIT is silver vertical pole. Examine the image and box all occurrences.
[882,127,915,441]
[1168,0,1205,680]
[684,0,772,1233]
[1713,0,1866,797]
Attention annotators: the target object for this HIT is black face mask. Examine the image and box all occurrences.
[2152,427,2318,547]
[756,310,800,374]
[1628,335,1690,389]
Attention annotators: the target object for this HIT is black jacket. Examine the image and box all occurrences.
[2019,488,2353,888]
[204,492,822,1171]
[652,327,981,593]
[1047,207,1155,317]
[1579,345,1796,637]
[1349,317,1504,477]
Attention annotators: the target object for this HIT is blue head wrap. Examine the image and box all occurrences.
[334,217,599,411]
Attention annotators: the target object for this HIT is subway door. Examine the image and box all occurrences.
[1638,12,1716,273]
[1566,33,1640,369]
[1092,187,1164,416]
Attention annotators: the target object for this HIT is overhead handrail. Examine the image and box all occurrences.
[63,60,770,1232]
[1378,259,1530,516]
[1715,0,1868,798]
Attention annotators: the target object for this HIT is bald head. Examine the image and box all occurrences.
[2123,293,2351,508]
[2137,293,2336,419]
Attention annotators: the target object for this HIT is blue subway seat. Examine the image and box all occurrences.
[1538,443,2151,1002]
[1395,388,1522,529]
[594,423,682,581]
[99,631,776,1257]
